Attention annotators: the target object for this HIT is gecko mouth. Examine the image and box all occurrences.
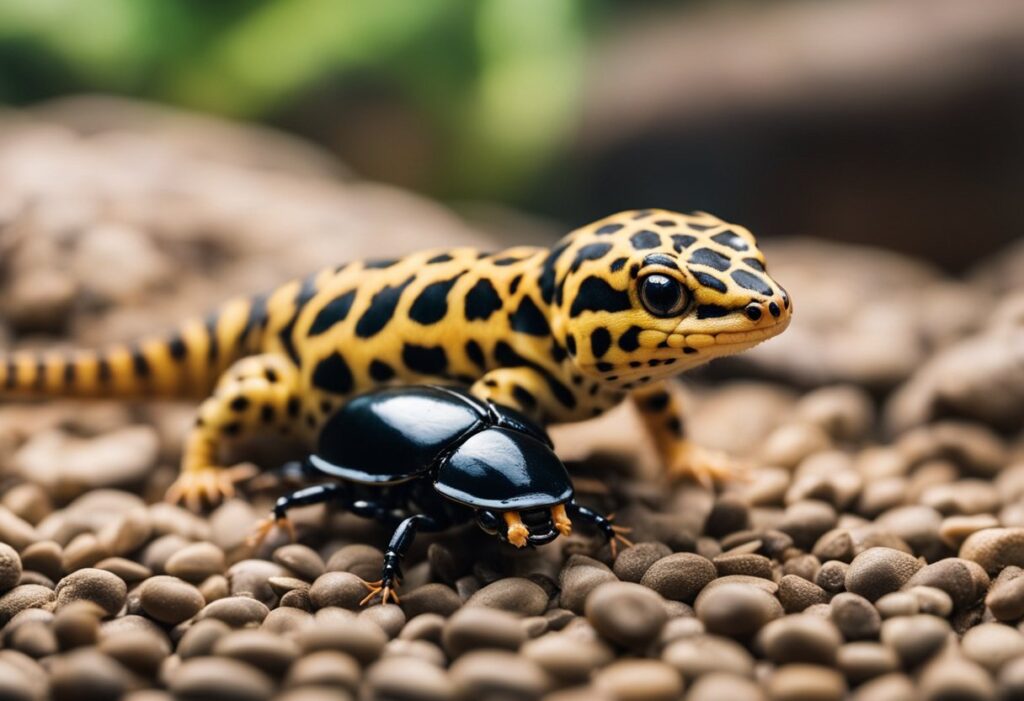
[667,315,790,350]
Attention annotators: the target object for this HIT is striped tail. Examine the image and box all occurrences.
[0,294,268,400]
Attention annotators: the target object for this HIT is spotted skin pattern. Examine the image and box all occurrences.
[0,210,791,505]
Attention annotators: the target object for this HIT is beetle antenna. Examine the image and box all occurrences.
[503,511,529,548]
[551,504,572,537]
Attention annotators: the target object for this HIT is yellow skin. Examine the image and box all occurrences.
[0,209,791,508]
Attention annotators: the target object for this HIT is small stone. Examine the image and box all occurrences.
[593,660,683,701]
[986,573,1024,621]
[875,591,919,619]
[919,654,996,701]
[94,557,152,584]
[272,544,325,581]
[138,576,204,624]
[829,593,881,640]
[767,664,846,701]
[176,618,231,659]
[814,561,848,594]
[849,673,916,701]
[0,542,23,594]
[559,562,618,614]
[845,547,923,601]
[585,581,668,650]
[640,553,717,603]
[612,542,671,583]
[961,528,1024,575]
[364,656,456,701]
[293,617,387,664]
[940,514,1000,548]
[442,606,527,657]
[54,568,126,616]
[662,634,755,678]
[227,559,285,606]
[401,583,462,618]
[326,544,384,580]
[905,557,986,610]
[164,542,226,583]
[879,615,951,667]
[169,657,273,701]
[714,552,774,579]
[778,575,828,613]
[98,628,170,677]
[309,571,370,610]
[522,633,612,683]
[759,614,843,666]
[961,622,1024,673]
[19,541,62,581]
[261,606,313,635]
[906,586,952,618]
[286,650,360,691]
[49,648,130,701]
[687,673,765,701]
[449,650,549,701]
[0,585,54,626]
[465,577,548,616]
[777,500,838,550]
[837,642,900,683]
[695,583,783,638]
[358,604,406,639]
[213,629,301,676]
[195,596,269,627]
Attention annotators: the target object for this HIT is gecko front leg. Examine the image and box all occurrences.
[631,381,744,488]
[167,353,306,510]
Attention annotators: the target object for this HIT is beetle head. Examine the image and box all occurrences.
[476,504,572,547]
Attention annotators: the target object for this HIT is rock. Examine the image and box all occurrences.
[639,553,716,603]
[845,547,923,601]
[695,583,783,638]
[465,577,548,616]
[759,614,843,666]
[585,582,668,650]
[54,568,126,616]
[961,528,1024,575]
[138,576,204,624]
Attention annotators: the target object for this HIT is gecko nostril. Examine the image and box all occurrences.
[744,304,762,321]
[768,302,781,318]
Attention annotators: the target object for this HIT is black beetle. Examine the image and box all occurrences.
[250,384,630,604]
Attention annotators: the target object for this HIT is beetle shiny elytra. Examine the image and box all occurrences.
[249,385,631,605]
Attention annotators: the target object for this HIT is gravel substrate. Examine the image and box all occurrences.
[1,99,1023,701]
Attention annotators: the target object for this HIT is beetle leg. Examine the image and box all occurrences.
[551,504,573,537]
[361,513,447,606]
[567,502,634,556]
[503,511,529,548]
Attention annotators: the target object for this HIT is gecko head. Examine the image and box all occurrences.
[547,209,791,387]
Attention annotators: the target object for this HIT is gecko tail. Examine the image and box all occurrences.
[0,293,268,401]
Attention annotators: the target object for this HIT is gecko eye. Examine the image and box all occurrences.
[639,274,689,317]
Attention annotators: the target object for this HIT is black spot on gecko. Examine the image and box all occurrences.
[409,273,465,325]
[427,253,453,264]
[355,277,415,338]
[402,344,448,375]
[508,296,550,336]
[654,219,675,227]
[364,259,398,269]
[618,326,642,352]
[731,269,773,296]
[596,362,614,373]
[538,240,571,305]
[132,349,150,378]
[287,397,301,417]
[465,340,485,368]
[4,360,16,389]
[569,277,632,317]
[644,392,670,412]
[512,385,537,411]
[279,273,319,364]
[590,328,611,358]
[168,338,187,361]
[642,253,678,270]
[229,396,250,412]
[711,230,749,251]
[369,359,395,381]
[265,368,279,383]
[666,416,683,436]
[683,347,698,354]
[493,342,576,410]
[465,278,504,321]
[492,256,522,266]
[566,334,577,356]
[312,352,354,394]
[609,257,628,273]
[223,422,241,437]
[690,248,730,271]
[595,223,623,235]
[509,274,522,295]
[696,304,730,319]
[550,342,567,363]
[743,257,765,272]
[260,405,275,423]
[630,230,660,250]
[671,234,697,252]
[694,272,728,293]
[309,289,357,336]
[570,243,613,273]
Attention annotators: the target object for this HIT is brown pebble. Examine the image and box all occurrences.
[781,554,821,582]
[812,529,855,563]
[227,558,285,606]
[140,534,189,573]
[906,586,952,618]
[19,541,62,581]
[309,571,370,610]
[585,581,668,650]
[767,664,846,701]
[640,553,717,603]
[261,606,314,635]
[198,574,229,603]
[2,483,52,525]
[94,557,152,584]
[849,673,916,701]
[778,575,828,613]
[401,583,462,618]
[138,575,204,624]
[442,606,527,657]
[593,659,683,701]
[814,561,848,594]
[169,657,273,701]
[8,621,57,658]
[0,585,55,626]
[273,543,325,581]
[61,533,109,572]
[658,616,705,646]
[759,614,843,666]
[559,562,618,614]
[919,654,996,701]
[829,592,881,640]
[294,617,388,664]
[53,600,103,649]
[49,648,130,701]
[961,622,1024,673]
[696,583,783,638]
[365,656,456,701]
[845,547,923,601]
[449,650,549,700]
[998,656,1024,699]
[213,629,301,676]
[612,542,671,583]
[98,628,170,677]
[382,637,447,666]
[874,591,918,619]
[97,508,151,557]
[986,573,1024,621]
[285,650,360,691]
[961,527,1024,575]
[662,634,755,678]
[777,500,838,550]
[522,632,612,683]
[326,544,384,580]
[465,577,548,616]
[176,618,231,658]
[358,603,406,638]
[715,552,774,579]
[905,557,985,610]
[195,596,269,627]
[0,507,38,551]
[687,672,766,701]
[837,642,899,683]
[0,542,23,595]
[164,542,225,583]
[54,568,126,615]
[400,612,446,644]
[879,615,951,667]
